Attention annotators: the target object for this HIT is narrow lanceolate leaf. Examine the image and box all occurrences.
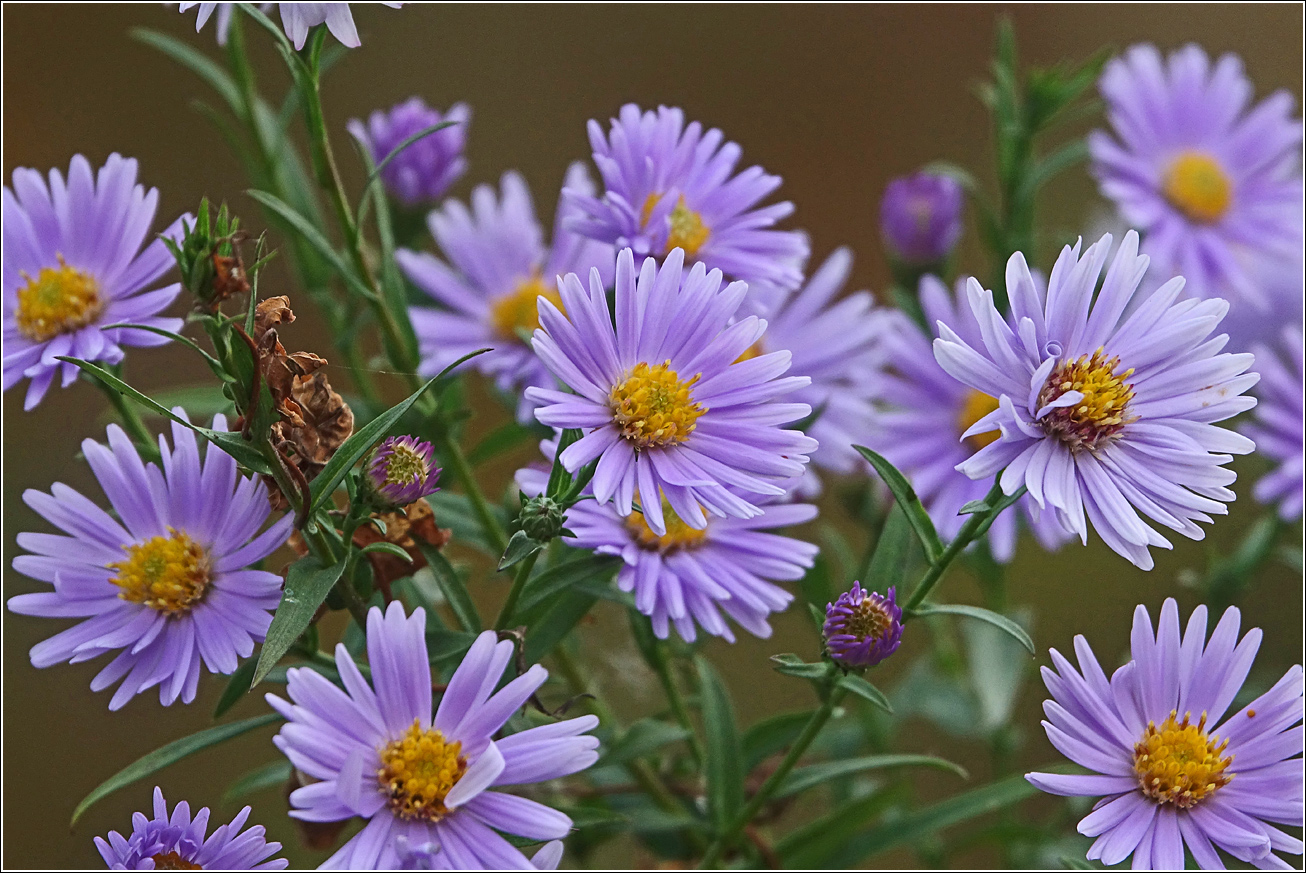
[837,674,894,713]
[599,719,692,767]
[908,602,1036,655]
[71,713,280,827]
[775,754,968,799]
[246,188,376,301]
[223,759,293,804]
[863,504,913,592]
[497,529,542,571]
[213,657,261,719]
[776,783,908,868]
[854,445,944,562]
[517,553,622,618]
[253,555,348,686]
[696,656,744,832]
[770,653,830,680]
[417,544,482,633]
[522,590,597,664]
[742,709,820,773]
[131,28,241,110]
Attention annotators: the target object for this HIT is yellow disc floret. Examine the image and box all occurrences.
[1036,348,1137,453]
[957,390,1001,452]
[1163,151,1233,224]
[109,529,211,616]
[377,720,468,822]
[609,361,706,449]
[642,193,710,256]
[1134,710,1233,809]
[15,259,104,342]
[490,275,563,342]
[626,496,708,552]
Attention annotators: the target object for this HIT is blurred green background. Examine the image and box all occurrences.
[3,4,1301,869]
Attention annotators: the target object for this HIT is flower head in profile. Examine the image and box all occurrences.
[1027,598,1304,869]
[933,231,1257,569]
[4,154,187,409]
[879,172,965,266]
[399,166,614,423]
[823,583,903,669]
[565,104,809,290]
[348,99,470,208]
[95,786,287,870]
[525,248,818,536]
[1243,326,1303,521]
[7,412,293,710]
[276,3,402,50]
[268,602,599,869]
[1090,44,1302,316]
[867,275,1072,562]
[366,435,441,507]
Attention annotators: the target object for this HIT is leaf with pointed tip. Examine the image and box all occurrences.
[417,544,481,633]
[224,760,293,804]
[697,656,744,832]
[770,653,830,680]
[600,719,691,767]
[213,657,260,719]
[837,674,893,713]
[498,529,542,571]
[854,446,944,562]
[776,753,968,799]
[908,602,1035,655]
[253,555,348,686]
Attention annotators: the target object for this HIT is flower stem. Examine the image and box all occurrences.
[699,662,844,868]
[903,479,1008,615]
[94,367,160,463]
[494,549,539,630]
[649,637,705,768]
[439,433,510,555]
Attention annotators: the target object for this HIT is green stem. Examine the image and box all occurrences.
[649,638,705,768]
[903,479,1006,615]
[94,368,160,463]
[494,550,539,629]
[699,663,844,868]
[439,434,510,555]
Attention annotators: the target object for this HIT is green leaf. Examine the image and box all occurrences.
[417,544,482,633]
[426,490,507,554]
[224,759,292,804]
[517,553,622,618]
[498,529,543,571]
[131,28,241,111]
[213,657,260,719]
[101,323,232,381]
[770,653,830,680]
[909,602,1036,655]
[696,656,744,833]
[863,504,913,592]
[741,709,819,773]
[776,783,907,868]
[776,753,968,799]
[245,188,377,301]
[600,719,691,767]
[522,590,598,663]
[1061,855,1097,870]
[854,446,944,562]
[71,713,280,826]
[357,541,412,563]
[253,555,348,686]
[837,674,893,713]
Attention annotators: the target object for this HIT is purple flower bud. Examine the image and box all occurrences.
[348,99,470,208]
[879,172,964,265]
[823,582,903,669]
[366,436,441,506]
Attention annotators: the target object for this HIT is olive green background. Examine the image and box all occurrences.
[3,4,1302,869]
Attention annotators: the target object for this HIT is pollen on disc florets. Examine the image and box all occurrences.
[957,389,1001,452]
[377,720,468,822]
[490,274,563,342]
[625,497,708,552]
[1133,710,1233,809]
[609,361,706,449]
[1163,151,1233,224]
[15,259,105,342]
[109,529,212,616]
[1037,349,1137,453]
[642,193,710,256]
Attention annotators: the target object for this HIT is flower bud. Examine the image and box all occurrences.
[365,436,441,508]
[518,495,567,543]
[348,99,470,208]
[823,582,903,669]
[879,172,964,266]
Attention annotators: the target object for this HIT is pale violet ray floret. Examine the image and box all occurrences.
[277,3,402,50]
[1027,598,1304,869]
[348,99,470,208]
[1242,326,1304,521]
[267,602,600,870]
[525,246,818,537]
[95,786,287,869]
[932,230,1258,570]
[399,165,615,424]
[3,153,189,410]
[7,411,294,710]
[564,103,809,291]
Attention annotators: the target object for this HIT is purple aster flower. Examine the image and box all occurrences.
[7,411,293,710]
[366,435,441,507]
[879,172,965,265]
[525,247,818,536]
[932,230,1257,570]
[177,2,239,45]
[348,99,470,209]
[94,786,287,870]
[3,154,187,410]
[823,582,903,669]
[276,3,402,50]
[517,460,817,644]
[399,165,614,424]
[1089,44,1303,316]
[564,104,809,291]
[1243,326,1304,521]
[737,248,884,496]
[1026,598,1304,869]
[268,602,599,869]
[867,275,1072,562]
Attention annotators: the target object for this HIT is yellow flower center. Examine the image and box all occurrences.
[150,852,202,870]
[957,390,1000,452]
[842,597,894,643]
[15,260,105,342]
[734,341,765,364]
[609,361,706,449]
[1036,349,1136,453]
[642,193,710,256]
[377,720,468,822]
[625,497,708,552]
[383,445,427,489]
[489,275,563,342]
[1134,711,1233,809]
[1163,151,1233,224]
[109,530,211,616]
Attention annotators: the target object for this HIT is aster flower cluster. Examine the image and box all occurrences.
[5,6,1303,872]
